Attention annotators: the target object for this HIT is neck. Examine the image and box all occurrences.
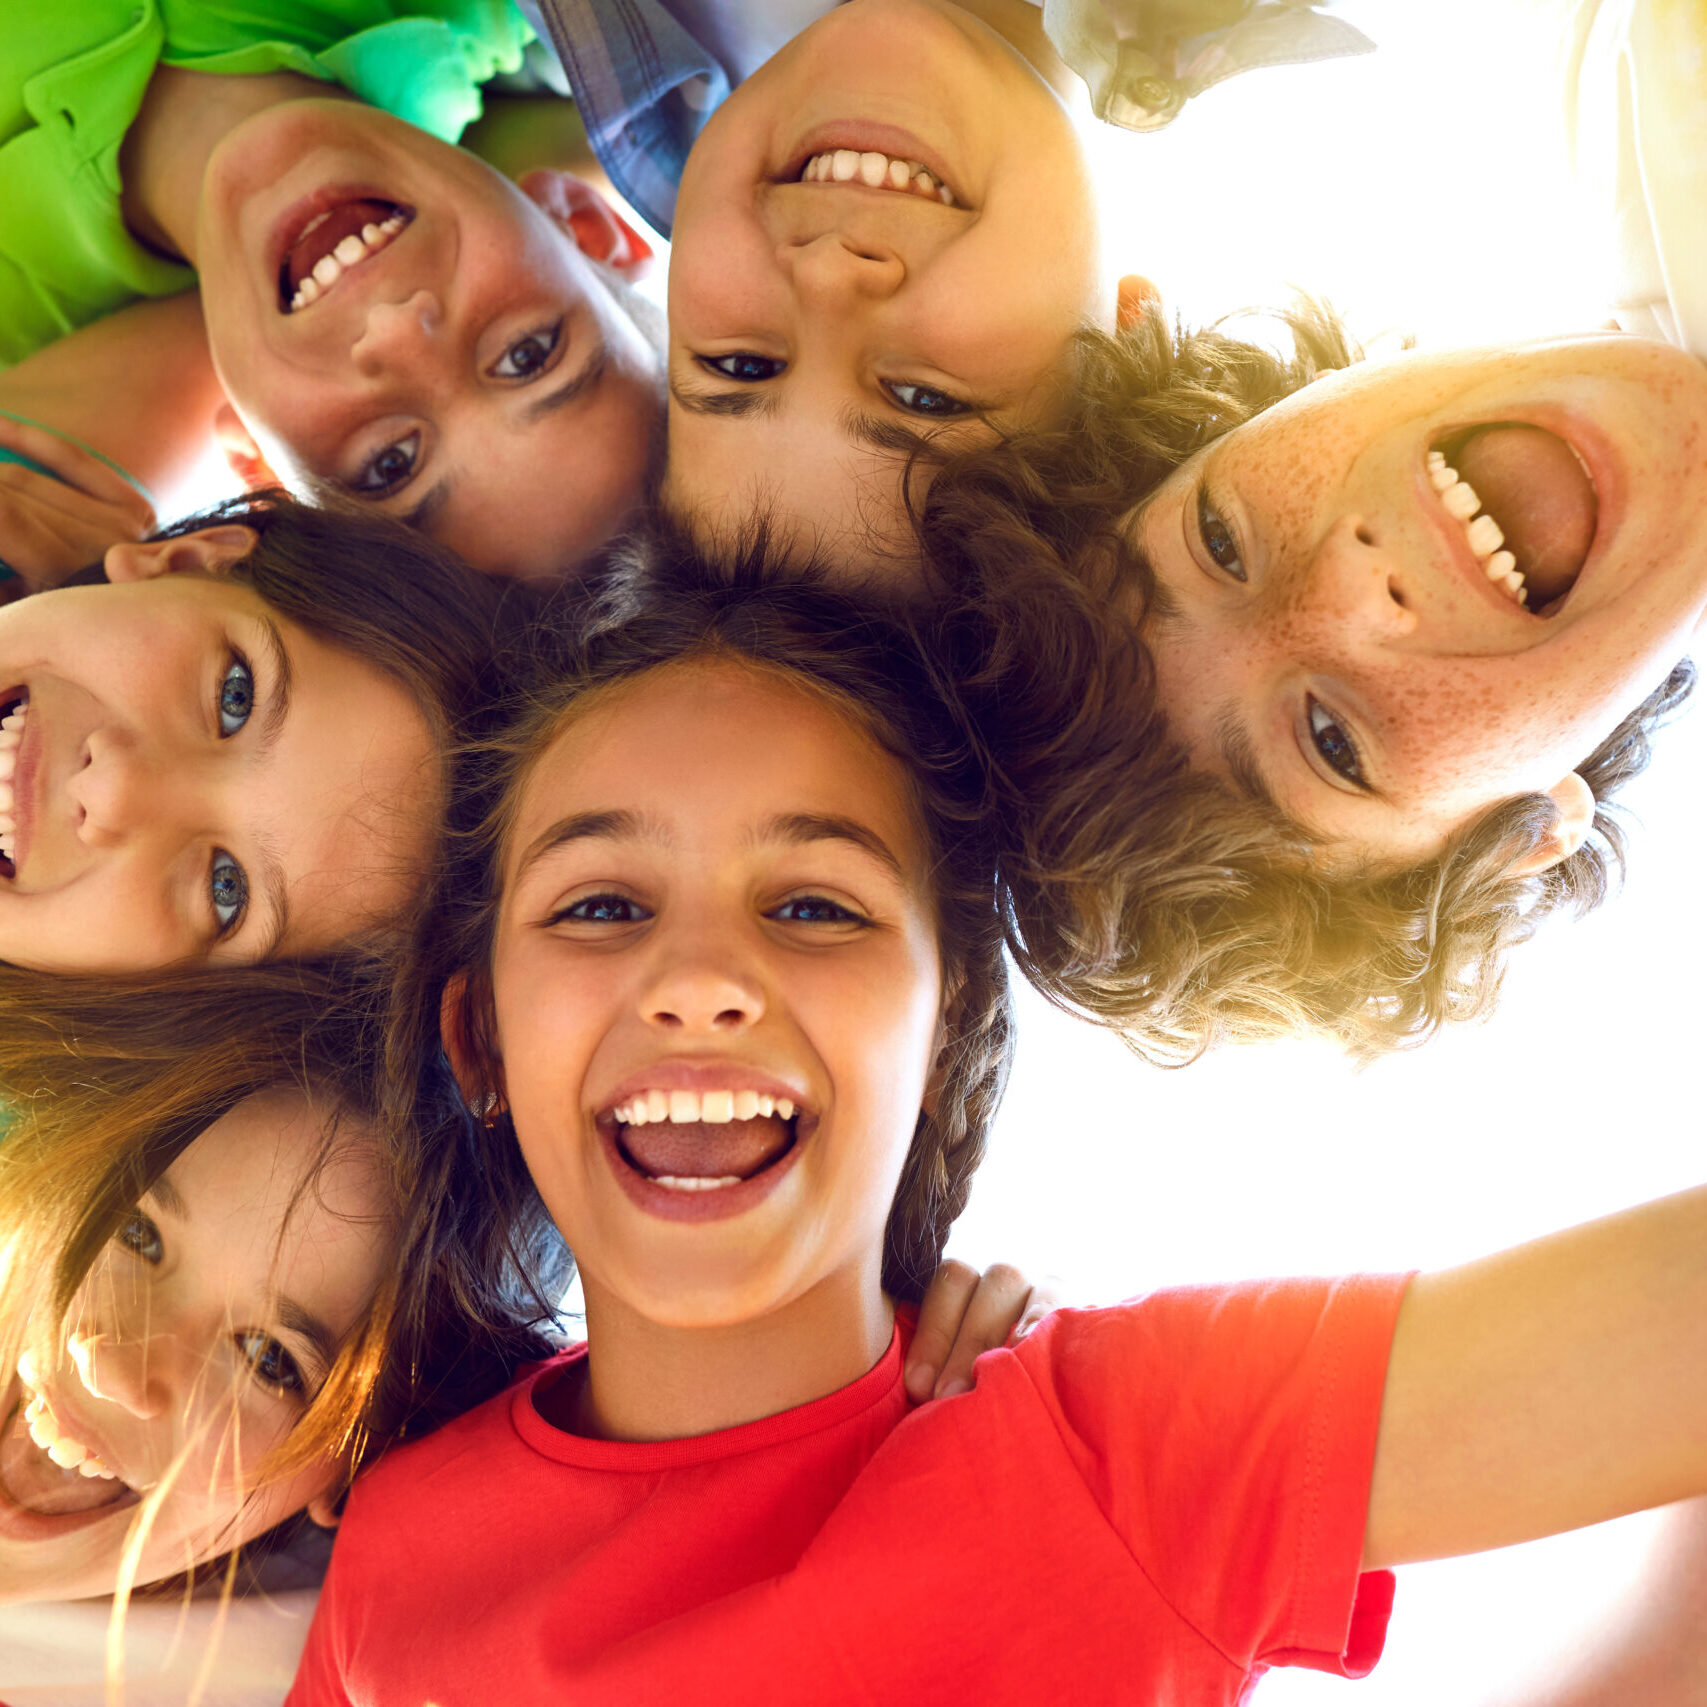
[119,66,350,265]
[562,1265,896,1442]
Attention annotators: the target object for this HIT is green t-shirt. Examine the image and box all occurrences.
[0,0,535,366]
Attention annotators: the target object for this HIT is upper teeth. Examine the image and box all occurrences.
[1428,450,1527,606]
[612,1089,797,1126]
[288,212,409,313]
[799,150,956,205]
[19,1385,118,1481]
[0,692,27,866]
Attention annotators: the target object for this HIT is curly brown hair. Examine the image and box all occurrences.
[913,306,1697,1058]
[396,522,1013,1301]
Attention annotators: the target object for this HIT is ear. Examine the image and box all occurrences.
[213,403,280,491]
[1116,274,1159,332]
[103,525,260,583]
[518,169,656,280]
[440,970,506,1115]
[1507,772,1596,879]
[306,1491,341,1530]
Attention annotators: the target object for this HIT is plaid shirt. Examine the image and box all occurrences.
[516,0,1374,237]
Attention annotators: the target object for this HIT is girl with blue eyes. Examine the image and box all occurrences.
[0,492,521,974]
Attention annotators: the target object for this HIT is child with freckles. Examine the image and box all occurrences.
[285,566,1707,1705]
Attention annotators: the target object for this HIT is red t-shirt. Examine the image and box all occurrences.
[290,1274,1409,1706]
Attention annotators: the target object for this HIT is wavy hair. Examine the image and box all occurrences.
[914,307,1696,1057]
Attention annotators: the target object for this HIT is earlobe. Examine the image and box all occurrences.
[102,525,259,583]
[306,1492,341,1531]
[518,168,656,279]
[213,403,280,491]
[1507,772,1596,878]
[1116,274,1159,332]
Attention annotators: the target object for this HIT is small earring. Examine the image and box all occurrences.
[472,1090,503,1130]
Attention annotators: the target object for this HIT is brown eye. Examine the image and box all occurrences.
[1197,487,1246,582]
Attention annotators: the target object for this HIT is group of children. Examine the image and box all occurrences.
[6,0,1707,1701]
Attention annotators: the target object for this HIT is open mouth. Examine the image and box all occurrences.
[1426,424,1599,617]
[277,198,413,314]
[0,1372,140,1534]
[608,1088,802,1194]
[0,688,27,880]
[797,148,958,205]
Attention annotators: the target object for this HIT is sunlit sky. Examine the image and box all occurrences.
[956,3,1706,1702]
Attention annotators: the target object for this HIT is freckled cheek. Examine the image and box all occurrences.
[1377,668,1592,800]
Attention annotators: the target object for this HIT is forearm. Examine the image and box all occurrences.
[0,292,225,518]
[1367,1185,1707,1568]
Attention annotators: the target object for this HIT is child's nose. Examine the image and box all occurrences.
[350,290,446,376]
[782,232,906,306]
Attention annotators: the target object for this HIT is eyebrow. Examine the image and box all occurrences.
[523,342,609,425]
[246,618,296,958]
[277,1294,340,1376]
[1213,703,1321,841]
[398,345,612,530]
[147,1171,188,1219]
[755,811,908,884]
[669,380,779,419]
[512,807,907,885]
[514,808,673,883]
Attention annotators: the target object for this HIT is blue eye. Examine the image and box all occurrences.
[115,1208,164,1265]
[1307,697,1365,788]
[1197,486,1246,582]
[236,1330,306,1396]
[552,893,651,925]
[884,381,971,418]
[218,659,253,737]
[702,353,785,382]
[211,851,249,933]
[771,895,865,925]
[353,432,420,496]
[492,322,562,379]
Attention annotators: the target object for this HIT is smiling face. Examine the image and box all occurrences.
[1136,335,1707,868]
[0,1089,391,1604]
[486,659,944,1334]
[195,101,662,582]
[663,0,1109,581]
[0,537,439,971]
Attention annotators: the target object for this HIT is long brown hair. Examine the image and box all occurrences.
[394,526,1013,1300]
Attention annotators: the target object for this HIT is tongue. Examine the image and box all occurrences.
[284,200,394,293]
[1453,425,1597,608]
[622,1117,793,1181]
[0,1405,128,1517]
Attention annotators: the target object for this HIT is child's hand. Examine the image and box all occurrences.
[0,416,156,591]
[905,1261,1062,1405]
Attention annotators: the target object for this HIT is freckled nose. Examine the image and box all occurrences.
[351,290,445,376]
[782,233,905,305]
[1301,515,1419,640]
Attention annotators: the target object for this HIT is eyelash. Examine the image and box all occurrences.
[491,320,564,381]
[353,431,420,496]
[115,1207,164,1265]
[700,352,784,382]
[235,1330,308,1397]
[208,652,254,936]
[549,892,652,926]
[769,894,869,926]
[882,381,972,418]
[1196,484,1247,582]
[1306,695,1367,788]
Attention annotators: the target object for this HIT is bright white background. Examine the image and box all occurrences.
[946,2,1705,1701]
